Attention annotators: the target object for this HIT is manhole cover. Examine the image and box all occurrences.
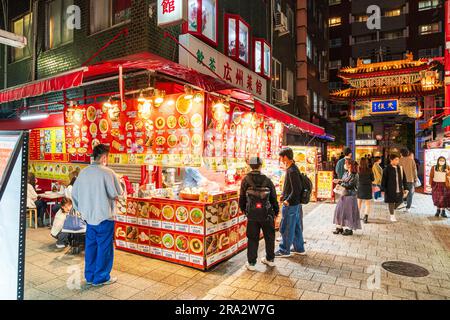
[381,261,429,277]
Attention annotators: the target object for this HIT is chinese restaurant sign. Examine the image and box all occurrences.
[371,100,398,114]
[179,34,268,101]
[157,0,188,27]
[316,171,333,200]
[29,128,68,162]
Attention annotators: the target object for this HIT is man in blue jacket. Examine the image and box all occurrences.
[335,147,353,179]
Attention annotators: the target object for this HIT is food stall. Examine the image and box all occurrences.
[327,146,343,162]
[61,87,285,270]
[424,148,450,194]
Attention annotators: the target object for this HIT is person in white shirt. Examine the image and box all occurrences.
[27,173,47,227]
[51,197,73,249]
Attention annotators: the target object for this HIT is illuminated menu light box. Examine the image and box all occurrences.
[157,0,188,27]
[371,100,398,114]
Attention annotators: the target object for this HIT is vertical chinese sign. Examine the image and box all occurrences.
[157,0,188,27]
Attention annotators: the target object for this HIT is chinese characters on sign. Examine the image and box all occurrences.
[371,100,398,114]
[157,0,188,27]
[179,34,268,101]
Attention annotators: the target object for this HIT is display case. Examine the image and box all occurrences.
[114,191,247,270]
[183,0,218,47]
[253,38,271,79]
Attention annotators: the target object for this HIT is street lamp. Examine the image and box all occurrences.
[0,29,27,48]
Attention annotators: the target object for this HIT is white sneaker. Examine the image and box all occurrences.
[404,208,411,213]
[55,243,66,249]
[92,277,118,287]
[292,250,307,256]
[261,257,275,267]
[390,215,397,222]
[246,262,257,271]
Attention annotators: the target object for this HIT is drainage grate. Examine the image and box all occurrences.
[381,261,430,278]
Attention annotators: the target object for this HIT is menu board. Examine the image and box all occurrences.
[289,146,318,202]
[0,136,16,186]
[317,171,333,200]
[204,100,283,169]
[64,93,205,167]
[28,161,87,181]
[114,195,246,270]
[424,149,450,193]
[28,128,68,162]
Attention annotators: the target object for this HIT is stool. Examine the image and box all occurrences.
[26,208,38,229]
[44,201,56,226]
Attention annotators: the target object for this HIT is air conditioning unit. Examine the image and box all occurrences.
[275,12,289,36]
[273,88,289,105]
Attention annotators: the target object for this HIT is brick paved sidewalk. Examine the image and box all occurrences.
[24,193,450,300]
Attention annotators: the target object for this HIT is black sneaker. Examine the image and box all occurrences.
[363,215,369,224]
[342,229,353,236]
[435,210,441,217]
[333,228,344,235]
[441,210,448,218]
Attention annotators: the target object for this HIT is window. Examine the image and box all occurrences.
[329,0,341,6]
[11,13,32,62]
[382,29,404,40]
[313,92,318,113]
[329,60,342,70]
[306,36,312,60]
[286,5,295,36]
[184,0,218,46]
[354,15,368,22]
[353,34,376,44]
[272,59,282,90]
[418,47,442,58]
[385,9,401,17]
[419,23,440,35]
[329,38,342,48]
[254,38,271,78]
[225,14,250,65]
[47,0,74,49]
[329,17,341,27]
[418,0,440,11]
[90,0,131,34]
[319,98,324,116]
[286,69,294,98]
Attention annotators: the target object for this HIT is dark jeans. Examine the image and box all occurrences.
[35,200,47,219]
[388,202,402,215]
[246,217,276,264]
[56,232,69,246]
[405,182,415,209]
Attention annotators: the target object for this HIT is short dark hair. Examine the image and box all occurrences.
[60,197,72,207]
[249,157,263,170]
[279,147,294,160]
[359,158,370,174]
[344,147,352,156]
[93,144,110,161]
[389,153,400,162]
[400,148,410,157]
[28,173,36,187]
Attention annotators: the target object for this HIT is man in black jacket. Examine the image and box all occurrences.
[239,157,279,271]
[275,147,306,257]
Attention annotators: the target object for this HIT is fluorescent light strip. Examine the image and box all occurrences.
[20,114,49,121]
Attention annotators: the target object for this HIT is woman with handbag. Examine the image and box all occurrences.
[357,158,374,224]
[381,154,408,222]
[372,157,383,201]
[332,159,361,236]
[430,157,449,218]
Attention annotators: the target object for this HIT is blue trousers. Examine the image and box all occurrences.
[278,205,305,254]
[85,220,115,285]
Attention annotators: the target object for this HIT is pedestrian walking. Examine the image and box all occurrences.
[430,156,449,218]
[381,154,408,222]
[357,158,374,224]
[399,149,418,213]
[332,159,361,236]
[335,147,352,179]
[372,157,383,201]
[239,157,279,271]
[275,147,306,257]
[72,144,123,286]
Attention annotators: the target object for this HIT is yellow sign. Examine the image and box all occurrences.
[29,161,87,181]
[317,171,334,200]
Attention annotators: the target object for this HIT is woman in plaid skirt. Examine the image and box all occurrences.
[430,156,449,218]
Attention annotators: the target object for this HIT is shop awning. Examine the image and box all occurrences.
[442,116,450,129]
[254,100,325,136]
[0,68,85,104]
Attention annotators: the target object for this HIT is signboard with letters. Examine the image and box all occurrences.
[157,0,188,27]
[371,100,398,114]
[179,34,268,101]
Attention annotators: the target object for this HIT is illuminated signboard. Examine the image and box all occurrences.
[371,100,398,114]
[157,0,188,27]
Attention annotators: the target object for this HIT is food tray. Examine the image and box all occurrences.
[179,192,200,201]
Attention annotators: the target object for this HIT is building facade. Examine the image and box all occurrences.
[328,0,445,146]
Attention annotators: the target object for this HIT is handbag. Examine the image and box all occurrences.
[62,209,87,233]
[372,185,381,193]
[415,178,422,188]
[333,184,346,196]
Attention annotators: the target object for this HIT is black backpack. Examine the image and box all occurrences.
[299,173,313,205]
[245,175,273,222]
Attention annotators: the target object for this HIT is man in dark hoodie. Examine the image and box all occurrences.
[239,157,279,271]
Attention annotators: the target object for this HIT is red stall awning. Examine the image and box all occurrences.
[0,68,85,104]
[254,100,325,136]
